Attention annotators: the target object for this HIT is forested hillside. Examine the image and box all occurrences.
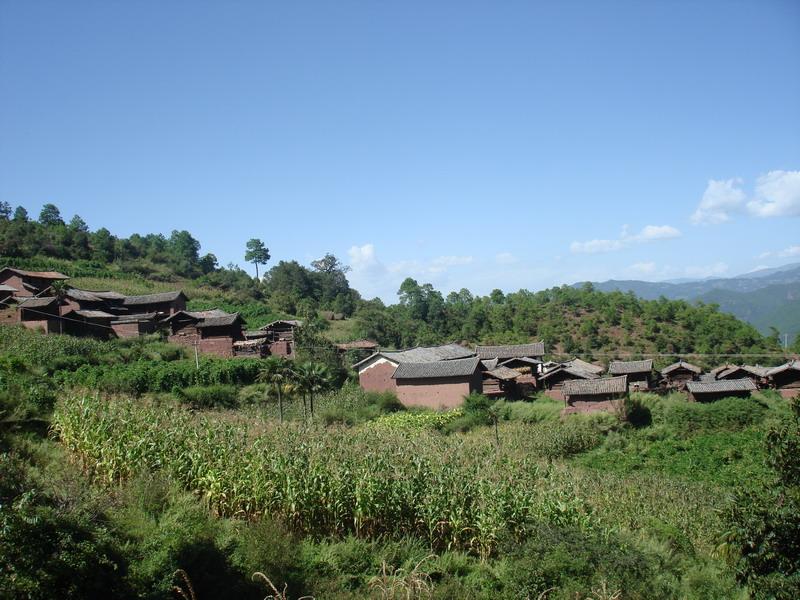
[1,202,796,356]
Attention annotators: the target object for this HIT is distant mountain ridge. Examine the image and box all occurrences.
[575,263,800,342]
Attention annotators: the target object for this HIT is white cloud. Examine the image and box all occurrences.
[347,244,476,301]
[348,243,384,275]
[747,170,800,217]
[757,245,800,259]
[570,224,682,254]
[631,224,681,242]
[690,178,746,225]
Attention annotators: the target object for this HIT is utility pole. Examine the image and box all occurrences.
[194,341,199,370]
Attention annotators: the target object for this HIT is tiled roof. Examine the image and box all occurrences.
[481,358,499,370]
[563,375,628,396]
[111,312,159,324]
[16,296,59,308]
[661,360,702,376]
[335,339,379,350]
[260,319,303,330]
[539,365,600,381]
[67,288,126,302]
[197,313,244,328]
[563,357,604,374]
[1,267,68,279]
[72,309,115,319]
[484,366,521,381]
[499,356,543,366]
[717,365,769,379]
[686,378,757,394]
[392,356,481,380]
[608,359,653,375]
[766,361,800,376]
[475,342,545,359]
[0,284,18,292]
[382,344,474,363]
[122,291,185,306]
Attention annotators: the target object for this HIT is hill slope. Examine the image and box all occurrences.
[576,264,800,342]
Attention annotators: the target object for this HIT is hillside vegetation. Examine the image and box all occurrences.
[2,202,797,357]
[2,327,799,598]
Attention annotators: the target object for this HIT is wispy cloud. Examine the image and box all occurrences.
[758,245,800,259]
[570,224,681,254]
[691,170,800,224]
[347,243,475,300]
[690,178,746,224]
[747,170,800,217]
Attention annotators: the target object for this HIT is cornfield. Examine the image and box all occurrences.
[51,395,722,557]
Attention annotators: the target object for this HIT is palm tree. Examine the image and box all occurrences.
[294,362,332,422]
[257,356,291,424]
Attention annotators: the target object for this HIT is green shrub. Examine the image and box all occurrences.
[178,385,239,409]
[495,398,562,424]
[658,396,768,433]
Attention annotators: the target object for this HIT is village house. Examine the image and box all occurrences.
[0,267,69,298]
[257,319,303,358]
[475,342,546,368]
[608,359,654,390]
[562,375,628,414]
[110,313,160,338]
[482,365,521,398]
[686,378,756,402]
[538,364,599,400]
[660,360,702,390]
[354,344,475,394]
[60,309,116,339]
[766,361,800,398]
[14,296,63,333]
[715,365,769,388]
[391,356,483,409]
[562,357,604,375]
[119,291,187,317]
[61,288,126,314]
[165,310,246,357]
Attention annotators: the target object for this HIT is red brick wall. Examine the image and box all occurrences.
[268,340,294,358]
[779,388,800,399]
[358,360,397,393]
[395,377,473,410]
[112,322,141,339]
[0,274,27,296]
[168,332,234,357]
[199,336,234,357]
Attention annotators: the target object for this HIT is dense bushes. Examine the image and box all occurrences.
[56,357,263,396]
[177,385,239,409]
[722,400,800,599]
[656,395,769,433]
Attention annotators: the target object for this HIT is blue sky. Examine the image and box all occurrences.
[1,1,798,302]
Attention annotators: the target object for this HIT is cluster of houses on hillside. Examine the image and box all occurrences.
[0,267,303,358]
[4,267,798,413]
[355,341,800,413]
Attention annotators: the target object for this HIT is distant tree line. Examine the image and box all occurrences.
[1,202,792,355]
[354,278,788,358]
